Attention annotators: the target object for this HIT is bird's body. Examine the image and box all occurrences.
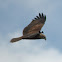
[10,13,46,43]
[22,33,43,39]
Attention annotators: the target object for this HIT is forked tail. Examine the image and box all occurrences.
[10,36,23,43]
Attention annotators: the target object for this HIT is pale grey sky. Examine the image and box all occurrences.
[0,0,62,62]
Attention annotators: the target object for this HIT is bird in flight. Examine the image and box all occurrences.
[10,13,46,43]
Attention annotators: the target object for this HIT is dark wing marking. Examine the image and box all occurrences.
[36,16,39,19]
[39,13,42,18]
[23,13,46,35]
[34,18,37,20]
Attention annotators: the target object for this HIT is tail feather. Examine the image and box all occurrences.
[10,37,22,43]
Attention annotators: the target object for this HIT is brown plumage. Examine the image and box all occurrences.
[10,13,46,43]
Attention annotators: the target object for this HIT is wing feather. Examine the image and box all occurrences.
[23,13,46,35]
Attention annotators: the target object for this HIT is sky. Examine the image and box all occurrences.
[0,0,62,62]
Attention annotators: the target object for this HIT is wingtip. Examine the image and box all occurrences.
[42,13,43,16]
[39,13,41,18]
[36,16,39,19]
[45,15,46,20]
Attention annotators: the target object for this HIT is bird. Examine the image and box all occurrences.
[10,13,46,43]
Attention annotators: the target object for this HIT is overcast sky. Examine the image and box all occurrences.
[0,0,62,62]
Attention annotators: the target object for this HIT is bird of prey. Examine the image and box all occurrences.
[10,13,46,43]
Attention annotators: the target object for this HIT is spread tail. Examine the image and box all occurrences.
[10,36,22,43]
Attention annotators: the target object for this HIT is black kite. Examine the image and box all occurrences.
[10,13,46,43]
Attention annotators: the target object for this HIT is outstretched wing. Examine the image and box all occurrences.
[23,13,46,35]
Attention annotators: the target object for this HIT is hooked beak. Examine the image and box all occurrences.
[40,33,46,40]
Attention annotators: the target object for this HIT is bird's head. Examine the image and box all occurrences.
[40,33,46,40]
